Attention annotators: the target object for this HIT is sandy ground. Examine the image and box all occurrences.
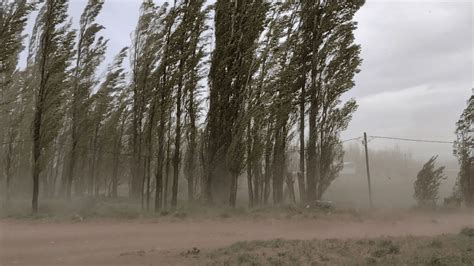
[0,211,473,266]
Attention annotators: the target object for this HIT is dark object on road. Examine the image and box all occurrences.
[306,201,335,210]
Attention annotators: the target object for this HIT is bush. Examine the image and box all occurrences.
[460,227,474,237]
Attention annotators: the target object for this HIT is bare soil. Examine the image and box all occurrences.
[0,211,473,265]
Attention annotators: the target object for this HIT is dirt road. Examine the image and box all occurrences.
[1,212,473,266]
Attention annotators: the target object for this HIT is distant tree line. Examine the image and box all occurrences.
[0,0,365,213]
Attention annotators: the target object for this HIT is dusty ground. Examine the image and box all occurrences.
[0,210,473,265]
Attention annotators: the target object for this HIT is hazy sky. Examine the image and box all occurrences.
[23,0,473,160]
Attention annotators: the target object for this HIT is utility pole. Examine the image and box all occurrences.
[363,132,373,208]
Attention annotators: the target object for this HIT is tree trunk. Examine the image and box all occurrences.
[154,117,166,212]
[273,133,286,205]
[154,160,163,212]
[186,86,197,203]
[298,83,306,203]
[307,99,317,203]
[172,71,183,209]
[32,108,42,214]
[253,159,262,206]
[111,116,125,198]
[65,139,76,200]
[286,172,296,204]
[229,172,238,207]
[246,123,254,208]
[5,130,14,203]
[111,152,119,198]
[164,116,172,209]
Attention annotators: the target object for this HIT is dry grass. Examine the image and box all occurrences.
[184,229,474,265]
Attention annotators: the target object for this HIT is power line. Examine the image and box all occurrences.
[342,137,362,143]
[369,135,454,144]
[1,135,455,157]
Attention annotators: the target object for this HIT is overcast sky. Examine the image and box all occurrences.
[345,0,473,161]
[23,0,473,161]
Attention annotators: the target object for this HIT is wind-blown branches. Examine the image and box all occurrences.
[0,0,35,202]
[29,0,76,213]
[205,0,268,206]
[303,0,363,202]
[65,0,108,199]
[2,0,364,212]
[453,95,473,206]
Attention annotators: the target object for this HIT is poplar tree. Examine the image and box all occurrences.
[245,1,294,207]
[414,156,446,207]
[0,0,35,202]
[65,0,107,199]
[129,0,163,199]
[165,0,209,207]
[454,94,473,206]
[302,0,363,202]
[180,0,209,203]
[88,47,128,197]
[29,0,76,213]
[205,0,268,206]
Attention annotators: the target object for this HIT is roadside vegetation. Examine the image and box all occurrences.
[181,228,474,265]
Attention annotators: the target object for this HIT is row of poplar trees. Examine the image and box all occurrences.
[0,0,364,213]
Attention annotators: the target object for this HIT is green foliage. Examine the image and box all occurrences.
[205,0,269,205]
[0,0,35,91]
[414,156,446,207]
[2,0,365,210]
[0,1,36,200]
[302,0,363,201]
[459,227,474,237]
[453,95,473,206]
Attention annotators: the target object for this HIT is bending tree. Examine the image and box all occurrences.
[414,156,445,207]
[29,0,76,213]
[454,93,473,206]
[0,0,35,202]
[302,0,363,202]
[205,0,267,206]
[65,0,107,199]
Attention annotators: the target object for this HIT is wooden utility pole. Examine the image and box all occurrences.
[363,132,373,208]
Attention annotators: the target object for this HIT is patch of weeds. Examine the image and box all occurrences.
[181,247,200,257]
[160,210,169,216]
[228,241,252,252]
[318,253,330,262]
[388,245,401,254]
[277,251,287,257]
[237,253,259,265]
[427,257,442,266]
[365,257,377,265]
[267,256,284,266]
[287,254,299,265]
[429,240,443,248]
[377,239,394,247]
[371,240,400,258]
[460,227,474,237]
[265,239,286,248]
